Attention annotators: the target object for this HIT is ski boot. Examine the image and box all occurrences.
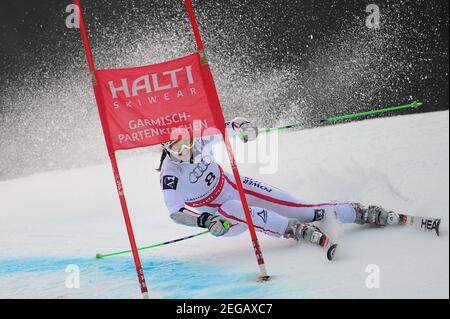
[284,219,338,261]
[352,203,403,226]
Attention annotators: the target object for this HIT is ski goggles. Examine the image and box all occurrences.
[166,138,195,155]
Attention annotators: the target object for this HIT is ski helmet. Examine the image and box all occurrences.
[161,138,200,162]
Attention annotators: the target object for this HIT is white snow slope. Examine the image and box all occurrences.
[0,111,448,299]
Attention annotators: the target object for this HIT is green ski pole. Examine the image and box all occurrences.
[258,101,423,134]
[322,101,423,123]
[96,222,231,259]
[96,231,209,259]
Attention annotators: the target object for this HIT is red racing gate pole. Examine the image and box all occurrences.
[184,0,270,281]
[74,0,149,298]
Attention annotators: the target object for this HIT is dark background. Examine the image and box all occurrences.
[0,0,448,180]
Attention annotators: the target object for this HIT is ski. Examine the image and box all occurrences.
[320,235,338,261]
[399,214,441,236]
[327,243,338,261]
[314,226,338,261]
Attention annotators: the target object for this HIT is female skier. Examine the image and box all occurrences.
[158,118,403,248]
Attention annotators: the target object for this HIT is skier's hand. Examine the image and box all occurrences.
[197,213,231,237]
[232,117,259,143]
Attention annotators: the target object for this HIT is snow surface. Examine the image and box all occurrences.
[0,111,448,299]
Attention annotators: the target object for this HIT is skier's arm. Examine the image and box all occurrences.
[160,158,229,233]
[207,118,259,145]
[163,189,201,228]
[232,117,259,143]
[161,165,186,217]
[161,164,203,227]
[170,208,199,227]
[171,210,231,237]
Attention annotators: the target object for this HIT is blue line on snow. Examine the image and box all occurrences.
[0,257,281,298]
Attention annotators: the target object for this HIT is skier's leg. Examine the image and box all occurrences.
[239,178,402,227]
[222,173,401,230]
[216,200,336,251]
[217,200,289,238]
[223,173,356,224]
[217,200,332,247]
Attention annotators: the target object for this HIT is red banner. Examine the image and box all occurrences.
[94,53,222,151]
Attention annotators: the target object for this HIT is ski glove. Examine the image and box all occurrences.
[232,117,259,143]
[197,213,231,237]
